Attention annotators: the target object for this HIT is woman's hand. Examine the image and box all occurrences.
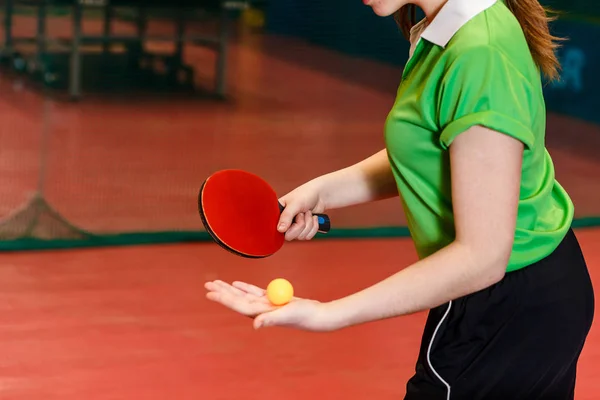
[205,280,337,331]
[277,180,327,242]
[277,149,398,242]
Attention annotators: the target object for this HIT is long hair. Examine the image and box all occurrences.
[394,4,417,40]
[393,1,564,81]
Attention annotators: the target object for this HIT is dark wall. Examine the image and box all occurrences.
[264,0,599,124]
[544,19,600,124]
[265,0,410,66]
[543,0,598,16]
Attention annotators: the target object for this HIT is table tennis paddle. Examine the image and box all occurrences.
[198,169,331,258]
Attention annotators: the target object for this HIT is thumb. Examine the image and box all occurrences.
[277,197,301,232]
[253,307,290,329]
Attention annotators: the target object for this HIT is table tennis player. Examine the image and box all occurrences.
[205,0,595,398]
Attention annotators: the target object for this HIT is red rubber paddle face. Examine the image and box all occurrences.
[199,170,285,258]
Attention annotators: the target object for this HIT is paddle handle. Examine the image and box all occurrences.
[278,203,331,233]
[315,214,331,233]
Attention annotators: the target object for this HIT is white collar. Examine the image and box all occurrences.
[414,0,498,48]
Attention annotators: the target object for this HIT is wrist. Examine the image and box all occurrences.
[306,176,330,212]
[318,299,353,331]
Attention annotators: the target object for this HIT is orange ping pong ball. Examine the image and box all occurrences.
[266,278,294,306]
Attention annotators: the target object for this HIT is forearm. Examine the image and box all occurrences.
[313,149,399,210]
[325,241,508,329]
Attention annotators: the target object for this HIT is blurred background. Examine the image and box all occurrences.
[0,0,598,399]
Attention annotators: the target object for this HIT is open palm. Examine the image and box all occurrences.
[204,280,334,331]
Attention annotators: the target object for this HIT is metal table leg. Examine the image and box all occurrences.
[102,5,112,55]
[136,6,147,45]
[4,0,13,51]
[69,1,82,100]
[215,4,228,98]
[37,1,47,53]
[174,7,185,66]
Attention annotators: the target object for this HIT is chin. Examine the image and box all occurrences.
[370,3,397,17]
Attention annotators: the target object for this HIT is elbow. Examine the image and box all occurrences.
[462,240,512,289]
[482,249,511,287]
[483,260,507,287]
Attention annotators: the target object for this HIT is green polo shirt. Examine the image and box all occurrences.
[384,0,574,272]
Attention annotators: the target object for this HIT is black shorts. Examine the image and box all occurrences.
[405,228,595,400]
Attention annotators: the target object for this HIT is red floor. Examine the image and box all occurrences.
[0,228,598,399]
[0,12,599,400]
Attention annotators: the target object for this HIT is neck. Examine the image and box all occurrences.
[414,0,448,21]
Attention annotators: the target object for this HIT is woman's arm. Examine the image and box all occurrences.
[277,148,399,240]
[314,148,399,210]
[321,126,523,329]
[205,126,525,332]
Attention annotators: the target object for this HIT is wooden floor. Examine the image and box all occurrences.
[0,229,598,399]
[0,14,599,399]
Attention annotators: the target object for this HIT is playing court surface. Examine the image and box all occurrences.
[0,230,598,399]
[0,12,599,400]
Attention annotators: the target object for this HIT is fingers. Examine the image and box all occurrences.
[277,197,301,233]
[286,212,319,241]
[206,290,275,317]
[231,281,300,302]
[253,300,304,329]
[297,213,320,240]
[232,281,266,297]
[296,212,312,240]
[308,215,320,239]
[253,305,293,329]
[205,280,269,307]
[205,280,319,329]
[205,280,275,316]
[285,212,308,241]
[284,212,305,241]
[207,280,246,297]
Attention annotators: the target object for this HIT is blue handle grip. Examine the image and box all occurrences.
[278,203,331,233]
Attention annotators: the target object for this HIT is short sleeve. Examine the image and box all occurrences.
[437,45,536,150]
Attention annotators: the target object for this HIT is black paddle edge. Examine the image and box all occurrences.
[197,179,267,259]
